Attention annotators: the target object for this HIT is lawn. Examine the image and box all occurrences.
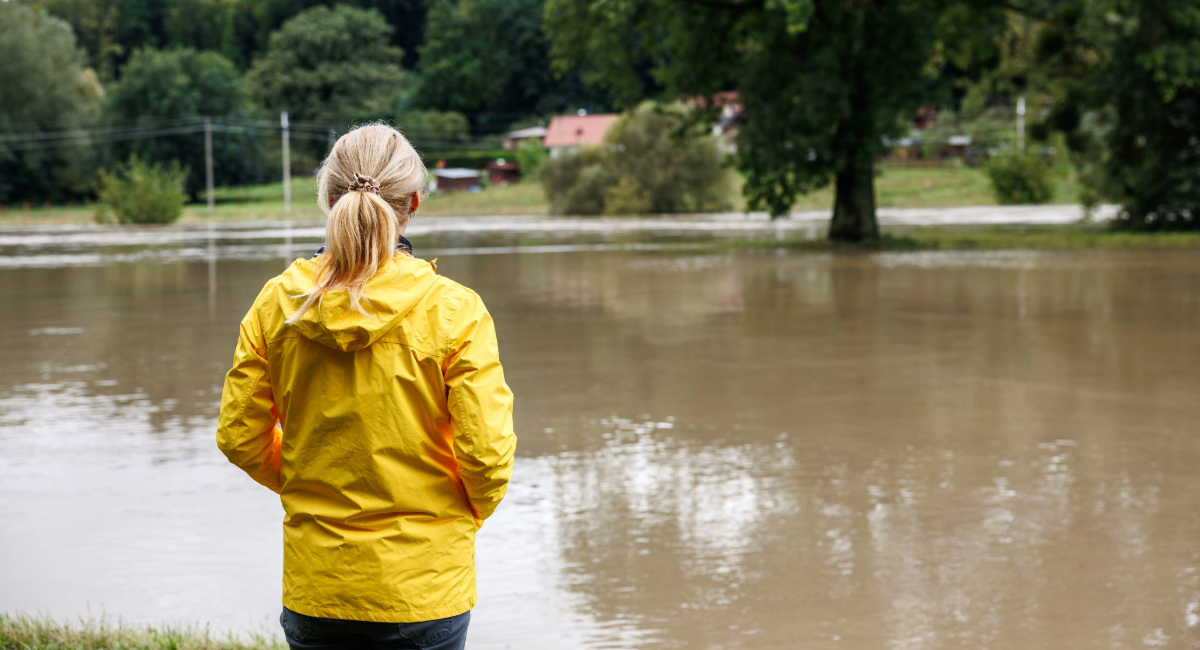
[0,164,1081,226]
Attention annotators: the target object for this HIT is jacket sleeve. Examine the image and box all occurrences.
[216,292,282,493]
[444,291,517,527]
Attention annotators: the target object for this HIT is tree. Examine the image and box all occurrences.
[0,2,102,204]
[1082,1,1200,230]
[233,0,427,70]
[416,0,577,124]
[101,47,263,200]
[545,0,1007,241]
[246,5,406,126]
[37,0,427,78]
[975,1,1200,230]
[35,0,173,82]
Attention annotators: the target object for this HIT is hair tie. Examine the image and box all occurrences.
[348,172,381,194]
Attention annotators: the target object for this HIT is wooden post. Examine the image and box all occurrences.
[1017,96,1026,155]
[281,111,292,216]
[204,116,215,216]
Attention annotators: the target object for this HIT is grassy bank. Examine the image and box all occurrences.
[737,164,1079,213]
[0,165,1077,226]
[725,225,1200,252]
[0,614,283,650]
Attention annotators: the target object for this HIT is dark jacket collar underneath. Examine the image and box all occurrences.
[312,235,413,259]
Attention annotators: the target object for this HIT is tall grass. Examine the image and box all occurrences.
[0,614,284,650]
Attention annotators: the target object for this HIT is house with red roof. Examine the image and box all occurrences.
[542,113,620,157]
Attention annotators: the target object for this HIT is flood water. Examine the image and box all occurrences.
[2,221,1199,649]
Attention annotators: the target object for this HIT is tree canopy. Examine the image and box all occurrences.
[33,0,427,78]
[545,0,1009,240]
[0,2,102,203]
[246,4,406,125]
[415,0,600,131]
[101,46,262,199]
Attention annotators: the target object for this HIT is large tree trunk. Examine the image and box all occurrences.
[828,156,879,242]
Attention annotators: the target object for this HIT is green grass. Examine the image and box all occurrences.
[718,225,1200,252]
[732,163,1081,212]
[0,165,1082,226]
[0,180,549,226]
[0,614,283,650]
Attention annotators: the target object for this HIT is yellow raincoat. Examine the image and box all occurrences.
[216,252,516,623]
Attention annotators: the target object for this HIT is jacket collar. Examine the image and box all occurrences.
[312,235,413,259]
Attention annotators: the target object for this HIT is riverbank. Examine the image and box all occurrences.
[760,225,1200,252]
[0,166,1078,226]
[0,614,282,650]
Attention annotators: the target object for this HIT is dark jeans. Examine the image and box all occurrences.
[280,607,470,650]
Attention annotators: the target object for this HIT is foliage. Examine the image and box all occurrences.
[35,0,428,77]
[986,153,1055,204]
[396,110,470,151]
[415,0,595,128]
[100,46,262,200]
[95,156,188,224]
[540,148,614,214]
[544,0,1009,240]
[246,5,405,125]
[540,103,732,215]
[0,2,102,205]
[1092,1,1200,230]
[515,137,548,181]
[995,0,1200,230]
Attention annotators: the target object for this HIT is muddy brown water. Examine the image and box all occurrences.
[1,226,1199,649]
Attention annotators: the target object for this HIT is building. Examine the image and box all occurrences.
[542,113,620,157]
[502,126,547,151]
[485,159,521,186]
[711,95,744,154]
[432,168,481,192]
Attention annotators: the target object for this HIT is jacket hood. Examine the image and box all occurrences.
[276,254,438,351]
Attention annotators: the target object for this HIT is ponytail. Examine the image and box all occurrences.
[286,186,400,324]
[286,123,427,325]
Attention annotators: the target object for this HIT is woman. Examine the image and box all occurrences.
[216,123,517,650]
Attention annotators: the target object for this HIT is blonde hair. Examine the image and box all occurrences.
[287,123,427,324]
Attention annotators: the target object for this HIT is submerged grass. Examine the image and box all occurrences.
[0,614,283,650]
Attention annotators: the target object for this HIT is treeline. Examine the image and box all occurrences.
[0,0,615,204]
[546,0,1200,234]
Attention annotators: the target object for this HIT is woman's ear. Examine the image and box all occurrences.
[410,191,420,215]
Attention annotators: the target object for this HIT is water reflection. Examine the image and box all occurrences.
[1,238,1199,649]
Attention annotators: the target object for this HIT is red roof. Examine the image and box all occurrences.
[542,114,620,148]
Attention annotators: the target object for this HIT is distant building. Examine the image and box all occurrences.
[503,126,547,151]
[710,94,744,154]
[432,168,481,192]
[486,159,521,186]
[542,114,620,157]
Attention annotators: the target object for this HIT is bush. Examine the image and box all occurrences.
[95,157,188,224]
[515,137,548,181]
[987,153,1054,205]
[540,102,733,215]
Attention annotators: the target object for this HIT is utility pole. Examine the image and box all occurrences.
[281,111,292,215]
[1016,96,1026,155]
[204,116,215,216]
[328,129,336,155]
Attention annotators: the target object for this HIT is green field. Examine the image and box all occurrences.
[0,165,1081,226]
